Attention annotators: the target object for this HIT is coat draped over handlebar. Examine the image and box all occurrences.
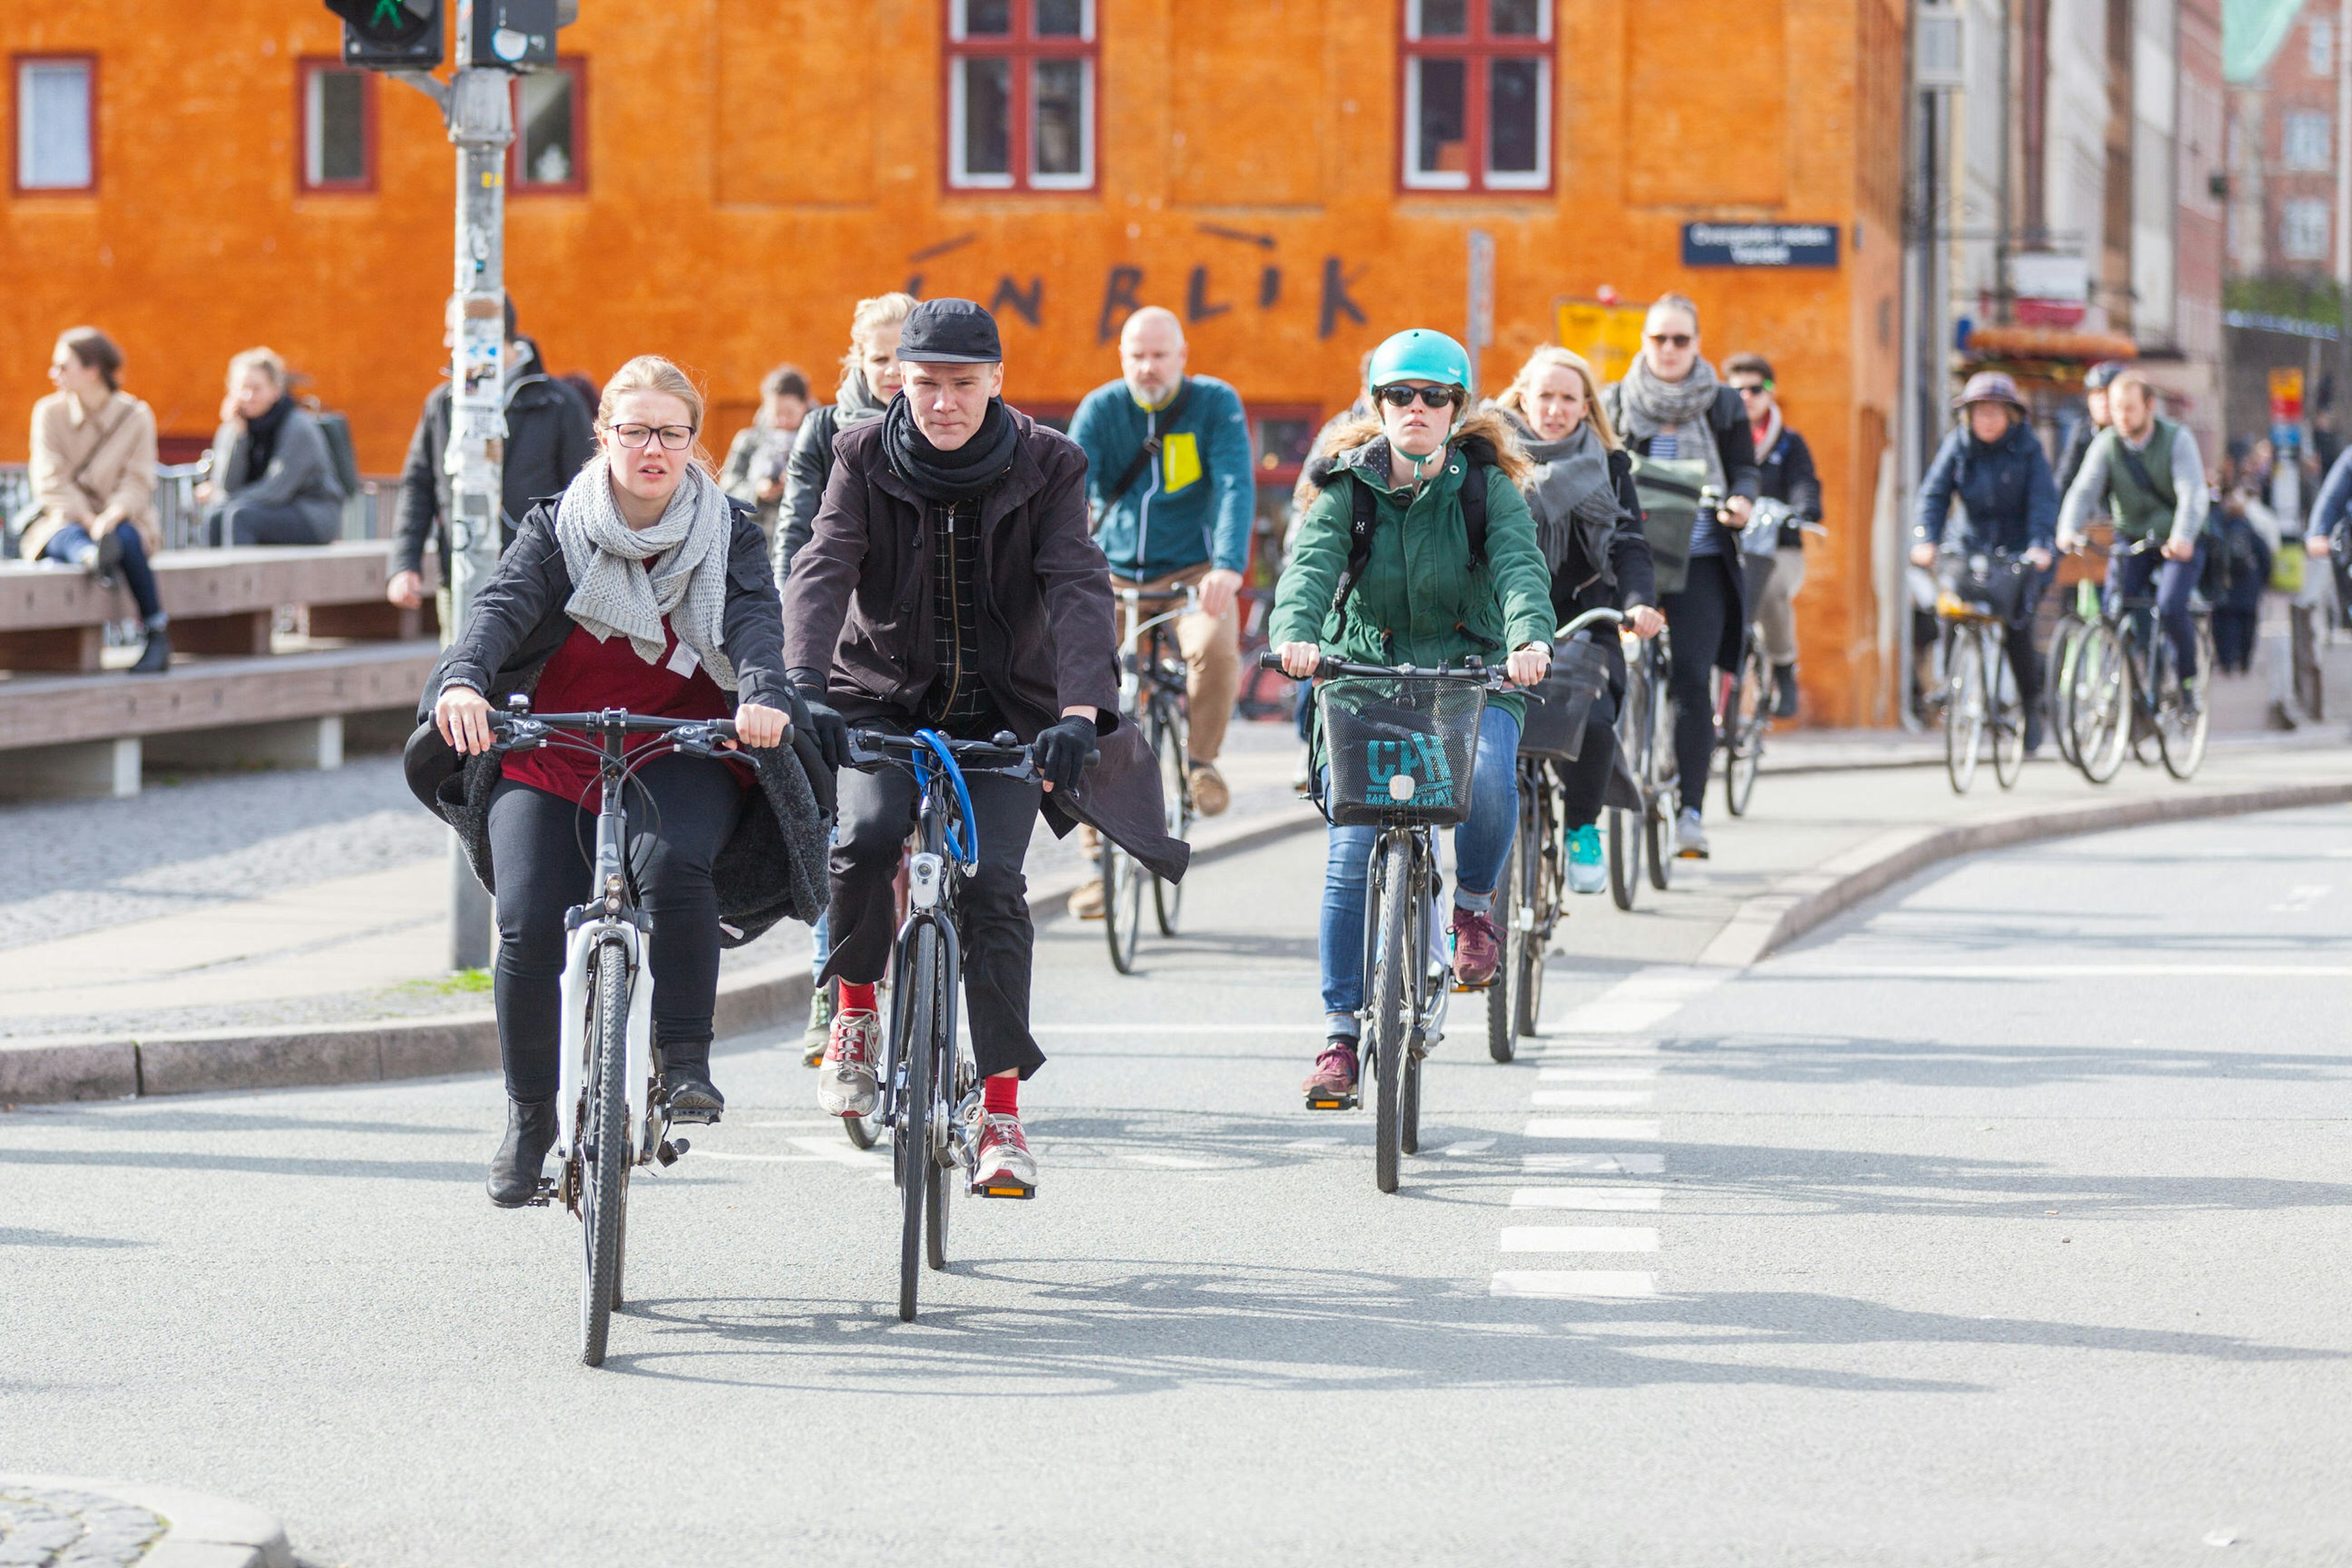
[782,405,1189,884]
[403,495,832,946]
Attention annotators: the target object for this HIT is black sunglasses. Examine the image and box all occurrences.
[1646,333,1694,349]
[1378,384,1464,410]
[1733,382,1773,396]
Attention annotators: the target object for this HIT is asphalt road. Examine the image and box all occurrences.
[4,804,2350,1566]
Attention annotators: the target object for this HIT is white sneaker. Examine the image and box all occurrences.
[817,1010,880,1117]
[971,1112,1037,1195]
[1676,808,1710,859]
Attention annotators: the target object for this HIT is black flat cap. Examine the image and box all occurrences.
[897,298,1003,364]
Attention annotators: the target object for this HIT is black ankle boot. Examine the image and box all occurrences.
[128,614,170,676]
[487,1096,559,1207]
[662,1057,723,1121]
[1771,662,1799,719]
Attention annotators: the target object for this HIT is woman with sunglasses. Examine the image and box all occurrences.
[1270,329,1555,1108]
[1600,293,1761,861]
[410,355,827,1207]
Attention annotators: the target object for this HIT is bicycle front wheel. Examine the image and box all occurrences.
[1724,639,1768,817]
[2157,617,2214,781]
[1646,673,1676,891]
[1152,706,1190,937]
[1608,666,1647,910]
[2047,617,2086,769]
[1101,837,1142,975]
[579,937,630,1368]
[1488,783,1530,1064]
[1944,627,1985,794]
[1514,777,1553,1040]
[894,923,938,1322]
[1366,835,1412,1196]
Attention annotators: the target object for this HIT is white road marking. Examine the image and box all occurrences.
[1766,963,2352,980]
[1526,1118,1660,1140]
[1538,1066,1660,1082]
[692,1151,813,1163]
[1439,1138,1497,1156]
[1282,1137,1344,1150]
[739,1119,849,1129]
[1539,965,1726,1035]
[1027,1023,1329,1035]
[1501,1226,1659,1253]
[1531,1089,1655,1109]
[1123,1152,1219,1169]
[2269,885,2332,913]
[788,1136,888,1167]
[1522,1152,1665,1175]
[1511,1187,1662,1210]
[1490,1270,1656,1298]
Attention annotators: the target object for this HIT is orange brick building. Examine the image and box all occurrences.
[4,0,1906,720]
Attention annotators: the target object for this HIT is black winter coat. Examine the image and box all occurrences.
[402,495,831,947]
[1544,450,1656,693]
[392,343,595,581]
[1605,382,1758,676]
[1755,425,1822,546]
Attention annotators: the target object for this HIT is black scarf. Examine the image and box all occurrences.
[241,394,294,486]
[884,394,1019,505]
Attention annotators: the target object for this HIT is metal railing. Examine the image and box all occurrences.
[1,462,399,558]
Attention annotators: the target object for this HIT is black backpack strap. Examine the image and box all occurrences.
[1329,472,1380,616]
[1461,455,1489,570]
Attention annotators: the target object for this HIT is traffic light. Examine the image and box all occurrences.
[467,0,563,69]
[327,0,443,69]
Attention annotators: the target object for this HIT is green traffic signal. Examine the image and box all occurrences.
[368,0,405,27]
[328,0,442,67]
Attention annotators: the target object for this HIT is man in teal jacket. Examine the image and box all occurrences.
[1066,306,1256,912]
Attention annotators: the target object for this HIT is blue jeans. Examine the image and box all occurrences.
[41,522,162,620]
[1317,704,1520,1028]
[2107,542,2204,683]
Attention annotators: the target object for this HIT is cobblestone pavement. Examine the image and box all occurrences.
[0,1486,162,1567]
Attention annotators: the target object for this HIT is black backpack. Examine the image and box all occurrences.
[1328,447,1492,618]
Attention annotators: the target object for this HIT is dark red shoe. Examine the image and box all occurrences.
[1450,907,1501,986]
[1302,1041,1359,1109]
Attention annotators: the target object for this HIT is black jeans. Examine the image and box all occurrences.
[40,522,162,620]
[820,722,1047,1081]
[1661,552,1736,816]
[205,499,335,546]
[1548,686,1620,831]
[2108,543,2205,682]
[2002,568,2051,714]
[484,756,745,1101]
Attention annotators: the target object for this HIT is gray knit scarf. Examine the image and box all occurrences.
[554,456,737,689]
[1616,353,1727,494]
[1501,408,1618,571]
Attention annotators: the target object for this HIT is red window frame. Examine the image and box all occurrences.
[295,59,377,195]
[1396,0,1553,195]
[510,57,588,195]
[12,53,99,195]
[940,0,1100,194]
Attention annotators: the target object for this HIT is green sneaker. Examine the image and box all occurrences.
[800,984,833,1068]
[1566,824,1605,895]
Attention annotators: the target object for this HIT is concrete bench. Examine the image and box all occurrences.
[0,541,431,673]
[0,641,438,799]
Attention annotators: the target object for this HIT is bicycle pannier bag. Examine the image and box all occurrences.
[1627,453,1708,595]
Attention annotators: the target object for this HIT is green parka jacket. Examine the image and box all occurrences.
[1268,428,1555,729]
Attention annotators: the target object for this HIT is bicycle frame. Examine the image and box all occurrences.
[1360,823,1451,1055]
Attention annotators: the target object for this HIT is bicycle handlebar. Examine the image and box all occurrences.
[486,710,748,763]
[1553,607,1626,641]
[843,727,1100,779]
[1254,649,1515,688]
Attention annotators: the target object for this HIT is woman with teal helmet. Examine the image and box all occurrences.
[1268,327,1556,1108]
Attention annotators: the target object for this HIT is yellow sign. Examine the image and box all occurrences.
[1555,299,1649,385]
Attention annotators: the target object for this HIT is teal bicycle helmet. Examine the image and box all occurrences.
[1367,328,1474,393]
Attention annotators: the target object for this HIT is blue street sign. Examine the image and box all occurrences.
[1681,222,1841,269]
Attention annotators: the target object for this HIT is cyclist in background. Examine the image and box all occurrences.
[1269,328,1553,1108]
[1488,345,1661,895]
[1724,352,1820,719]
[1063,306,1254,918]
[2057,372,2211,715]
[1912,372,2059,750]
[2054,360,2125,498]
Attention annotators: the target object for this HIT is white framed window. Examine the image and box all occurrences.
[945,0,1096,192]
[2311,19,2335,78]
[2283,111,2333,172]
[2282,198,2331,262]
[510,59,586,194]
[300,61,373,192]
[15,56,94,193]
[1401,0,1551,194]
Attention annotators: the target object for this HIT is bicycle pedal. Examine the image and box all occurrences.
[527,1178,555,1208]
[972,1178,1035,1199]
[1304,1091,1359,1111]
[666,1106,721,1126]
[655,1137,691,1166]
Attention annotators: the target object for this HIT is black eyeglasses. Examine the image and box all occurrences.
[1646,333,1693,349]
[609,423,696,451]
[1378,384,1464,410]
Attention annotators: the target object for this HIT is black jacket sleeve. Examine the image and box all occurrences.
[1779,429,1823,522]
[1608,456,1657,609]
[2053,419,2094,500]
[720,502,793,713]
[439,503,568,698]
[551,384,595,505]
[1712,386,1761,500]
[775,404,836,589]
[393,388,447,581]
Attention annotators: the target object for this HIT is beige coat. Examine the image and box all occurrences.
[23,390,160,560]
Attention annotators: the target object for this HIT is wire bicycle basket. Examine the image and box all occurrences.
[1317,672,1488,827]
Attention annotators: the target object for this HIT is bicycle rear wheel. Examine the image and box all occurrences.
[2157,617,2214,780]
[2072,622,2130,785]
[1367,835,1412,1196]
[1513,775,1552,1041]
[1488,780,1531,1064]
[1152,706,1190,937]
[1991,631,2026,790]
[1944,627,1985,794]
[894,923,938,1322]
[579,937,630,1368]
[1645,672,1676,890]
[1101,837,1142,974]
[1724,639,1768,817]
[1608,666,1646,910]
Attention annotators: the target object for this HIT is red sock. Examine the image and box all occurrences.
[982,1075,1019,1117]
[839,981,877,1016]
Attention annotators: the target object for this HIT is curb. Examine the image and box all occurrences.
[0,798,1325,1108]
[1694,778,2352,969]
[0,1474,292,1568]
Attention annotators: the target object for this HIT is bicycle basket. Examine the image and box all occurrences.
[1518,637,1612,762]
[1943,552,2030,620]
[1318,673,1487,827]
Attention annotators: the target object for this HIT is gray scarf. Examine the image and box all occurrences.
[1616,353,1727,494]
[833,368,888,428]
[554,456,737,690]
[1503,409,1618,571]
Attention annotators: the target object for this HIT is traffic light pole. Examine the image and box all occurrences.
[442,11,510,971]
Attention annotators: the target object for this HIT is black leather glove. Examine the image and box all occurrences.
[1031,715,1098,793]
[788,669,850,772]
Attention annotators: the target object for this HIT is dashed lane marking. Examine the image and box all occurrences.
[1490,1270,1656,1298]
[1531,1089,1656,1109]
[1500,1225,1659,1253]
[1510,1187,1663,1210]
[1538,1066,1659,1082]
[1765,963,2352,980]
[1521,1152,1664,1175]
[1526,1118,1660,1140]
